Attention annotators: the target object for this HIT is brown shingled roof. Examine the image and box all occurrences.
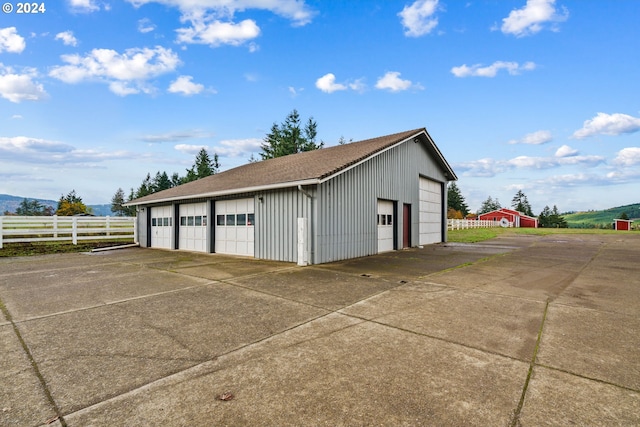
[127,128,455,205]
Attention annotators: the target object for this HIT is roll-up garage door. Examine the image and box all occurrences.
[419,177,442,245]
[178,202,207,252]
[215,198,255,256]
[150,205,173,249]
[377,199,394,253]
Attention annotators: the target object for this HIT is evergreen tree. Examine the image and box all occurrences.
[183,149,220,183]
[478,196,501,215]
[135,173,154,199]
[538,205,568,228]
[511,190,533,216]
[111,188,135,216]
[260,109,323,160]
[152,171,172,192]
[619,212,629,220]
[56,190,90,216]
[447,182,469,216]
[15,199,54,216]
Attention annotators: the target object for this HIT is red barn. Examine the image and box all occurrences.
[613,219,633,231]
[478,208,538,228]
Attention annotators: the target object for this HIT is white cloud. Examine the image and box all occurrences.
[55,31,78,46]
[0,27,26,53]
[315,73,347,93]
[375,71,421,92]
[613,147,640,166]
[451,61,536,78]
[128,0,315,47]
[555,145,578,157]
[138,18,156,33]
[0,136,132,164]
[215,138,262,157]
[175,143,209,154]
[348,78,366,93]
[508,130,552,145]
[0,64,48,103]
[49,46,181,96]
[500,0,569,37]
[398,0,439,37]
[168,75,205,95]
[571,112,640,139]
[456,152,604,177]
[68,0,102,13]
[176,19,261,46]
[127,0,315,27]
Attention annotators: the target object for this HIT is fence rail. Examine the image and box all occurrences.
[447,219,508,230]
[0,216,136,249]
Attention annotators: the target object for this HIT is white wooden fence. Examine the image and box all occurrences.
[0,216,136,249]
[447,219,506,230]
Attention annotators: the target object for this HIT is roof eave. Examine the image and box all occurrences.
[124,178,320,206]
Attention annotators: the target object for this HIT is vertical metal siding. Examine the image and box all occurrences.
[255,187,314,263]
[315,139,447,264]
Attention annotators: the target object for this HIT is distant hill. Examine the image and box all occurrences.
[564,203,640,228]
[0,194,112,216]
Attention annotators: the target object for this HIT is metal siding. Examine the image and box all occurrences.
[255,187,314,263]
[316,139,446,264]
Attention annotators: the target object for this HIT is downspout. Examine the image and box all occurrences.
[297,185,314,265]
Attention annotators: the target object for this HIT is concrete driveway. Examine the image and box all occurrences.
[1,233,639,426]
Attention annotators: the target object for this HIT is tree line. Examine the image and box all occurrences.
[111,109,323,216]
[447,183,569,228]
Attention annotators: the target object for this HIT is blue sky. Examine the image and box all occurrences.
[1,0,639,213]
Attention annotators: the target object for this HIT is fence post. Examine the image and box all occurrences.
[53,215,58,238]
[133,217,138,244]
[0,216,3,249]
[106,216,110,237]
[72,217,78,245]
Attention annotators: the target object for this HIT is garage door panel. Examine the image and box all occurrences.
[178,203,207,253]
[150,206,173,249]
[419,177,442,245]
[215,198,255,256]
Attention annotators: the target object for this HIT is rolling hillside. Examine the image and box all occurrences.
[564,203,640,228]
[0,194,112,216]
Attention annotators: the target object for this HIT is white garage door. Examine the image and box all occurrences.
[377,199,394,253]
[419,177,442,245]
[150,205,173,249]
[179,202,207,252]
[215,198,255,256]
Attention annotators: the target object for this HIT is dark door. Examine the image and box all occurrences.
[403,204,411,248]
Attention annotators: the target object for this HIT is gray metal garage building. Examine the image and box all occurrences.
[125,128,457,265]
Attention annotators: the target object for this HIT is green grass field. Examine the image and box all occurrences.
[447,227,627,243]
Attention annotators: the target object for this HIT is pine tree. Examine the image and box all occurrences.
[15,199,53,216]
[183,149,220,183]
[478,196,501,215]
[110,188,135,216]
[511,190,533,216]
[260,109,323,160]
[447,182,469,216]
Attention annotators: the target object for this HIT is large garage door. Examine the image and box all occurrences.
[419,177,442,245]
[377,199,394,253]
[179,202,207,252]
[150,205,173,249]
[215,198,254,256]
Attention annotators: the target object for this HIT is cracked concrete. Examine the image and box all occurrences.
[0,232,639,426]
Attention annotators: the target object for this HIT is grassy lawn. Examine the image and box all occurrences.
[0,240,135,257]
[447,227,627,243]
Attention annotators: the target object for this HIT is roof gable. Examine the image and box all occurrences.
[127,128,456,205]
